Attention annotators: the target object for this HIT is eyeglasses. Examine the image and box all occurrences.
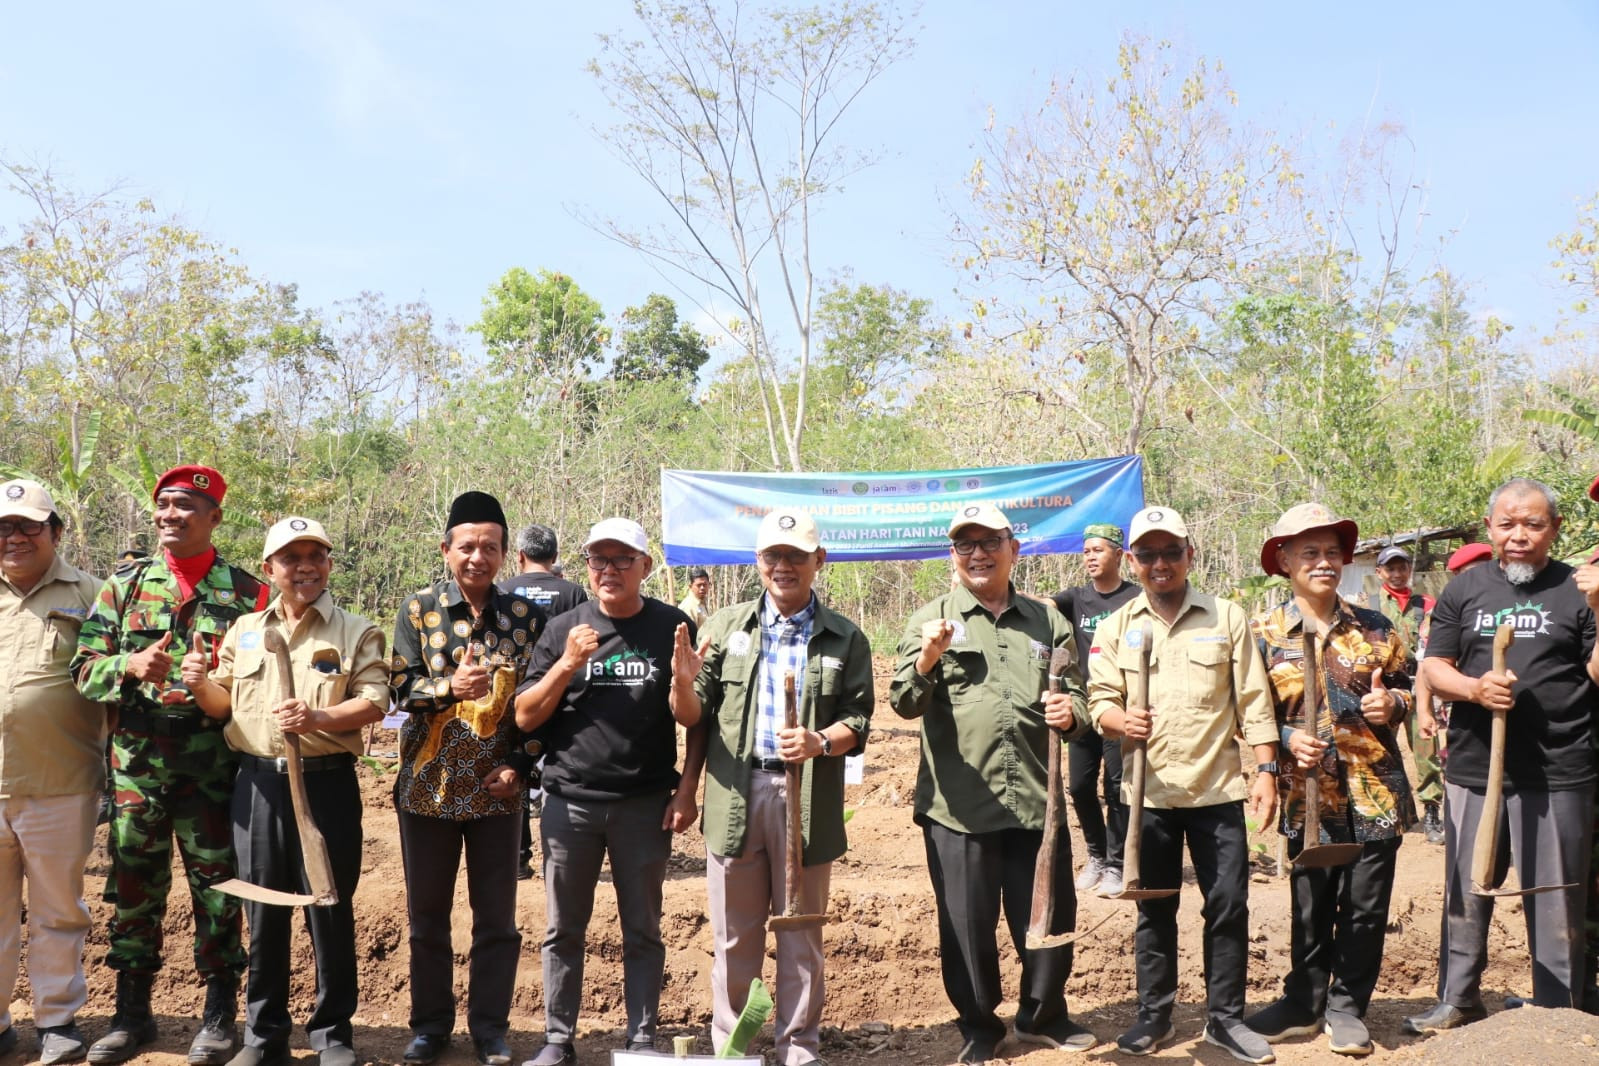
[0,519,46,537]
[952,534,1010,556]
[1130,546,1188,566]
[758,549,814,567]
[583,552,642,572]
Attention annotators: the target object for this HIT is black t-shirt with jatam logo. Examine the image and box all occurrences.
[521,597,694,802]
[1052,579,1139,669]
[1427,559,1597,792]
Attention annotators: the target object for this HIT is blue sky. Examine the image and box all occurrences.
[4,1,1596,360]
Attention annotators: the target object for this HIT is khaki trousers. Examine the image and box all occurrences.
[707,770,831,1066]
[0,791,99,1030]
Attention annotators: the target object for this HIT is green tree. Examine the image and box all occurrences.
[471,267,607,388]
[815,278,950,413]
[609,293,711,384]
[589,0,914,470]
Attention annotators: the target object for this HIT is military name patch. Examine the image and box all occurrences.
[821,655,843,672]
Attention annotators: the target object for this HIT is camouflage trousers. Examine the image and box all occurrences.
[1404,712,1443,805]
[104,728,244,978]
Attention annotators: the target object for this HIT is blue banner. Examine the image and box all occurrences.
[660,456,1144,564]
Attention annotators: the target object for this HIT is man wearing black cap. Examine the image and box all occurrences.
[73,465,270,1065]
[390,492,542,1066]
[1372,546,1443,843]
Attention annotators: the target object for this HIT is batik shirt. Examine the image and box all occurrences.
[1252,598,1415,843]
[390,579,541,820]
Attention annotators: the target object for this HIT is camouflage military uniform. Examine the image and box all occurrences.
[71,553,267,978]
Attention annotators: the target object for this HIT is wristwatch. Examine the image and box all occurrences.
[1256,761,1280,776]
[819,732,833,757]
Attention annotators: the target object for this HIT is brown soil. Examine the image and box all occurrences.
[13,657,1599,1064]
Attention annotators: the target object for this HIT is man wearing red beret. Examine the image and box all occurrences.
[71,466,269,1065]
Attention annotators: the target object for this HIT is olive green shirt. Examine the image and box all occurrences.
[695,595,874,865]
[0,555,105,798]
[889,583,1086,835]
[1087,586,1277,809]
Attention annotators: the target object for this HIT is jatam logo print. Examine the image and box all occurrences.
[585,647,659,687]
[1472,601,1552,639]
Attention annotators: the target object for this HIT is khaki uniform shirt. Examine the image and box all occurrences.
[0,555,105,797]
[213,591,388,758]
[1088,586,1276,809]
[889,583,1087,835]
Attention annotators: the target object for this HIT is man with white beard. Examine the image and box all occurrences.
[1403,478,1599,1034]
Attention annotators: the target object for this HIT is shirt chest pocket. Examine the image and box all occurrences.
[1185,641,1232,708]
[307,646,350,708]
[40,609,85,669]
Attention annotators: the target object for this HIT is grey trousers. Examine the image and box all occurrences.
[540,790,672,1046]
[1438,780,1594,1008]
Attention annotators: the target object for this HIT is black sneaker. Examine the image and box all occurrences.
[1203,1021,1275,1064]
[1400,1001,1486,1036]
[1245,997,1321,1042]
[1115,1018,1175,1057]
[1014,1016,1097,1051]
[955,1036,997,1064]
[1323,1011,1372,1057]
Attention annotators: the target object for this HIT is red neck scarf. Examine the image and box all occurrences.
[165,547,217,602]
[1383,584,1412,614]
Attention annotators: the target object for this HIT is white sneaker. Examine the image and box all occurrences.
[1096,867,1124,897]
[1075,858,1106,892]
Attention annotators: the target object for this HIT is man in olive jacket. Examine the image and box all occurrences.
[675,507,873,1066]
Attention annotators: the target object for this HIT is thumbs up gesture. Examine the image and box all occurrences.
[1360,668,1400,725]
[181,632,211,687]
[126,631,176,684]
[451,640,490,701]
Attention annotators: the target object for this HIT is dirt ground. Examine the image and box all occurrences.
[12,657,1599,1064]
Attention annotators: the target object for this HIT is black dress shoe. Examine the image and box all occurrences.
[404,1034,450,1065]
[474,1036,512,1066]
[956,1036,997,1064]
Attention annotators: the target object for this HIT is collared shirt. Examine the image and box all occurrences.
[695,595,875,864]
[678,591,709,626]
[0,555,105,798]
[1088,586,1277,810]
[213,590,389,759]
[390,579,541,820]
[889,583,1086,835]
[754,594,817,758]
[72,551,268,717]
[1252,599,1415,842]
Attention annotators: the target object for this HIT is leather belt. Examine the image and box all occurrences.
[117,708,221,736]
[750,756,787,773]
[240,752,355,775]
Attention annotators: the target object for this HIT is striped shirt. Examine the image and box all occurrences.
[754,594,817,758]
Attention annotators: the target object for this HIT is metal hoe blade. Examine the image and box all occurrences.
[212,877,320,907]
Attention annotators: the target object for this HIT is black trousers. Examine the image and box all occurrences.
[1067,732,1127,870]
[397,808,521,1041]
[1281,835,1401,1018]
[231,758,362,1052]
[922,820,1076,1044]
[1133,802,1249,1027]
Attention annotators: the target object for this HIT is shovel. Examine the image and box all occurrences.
[214,629,340,907]
[1026,645,1086,949]
[767,671,828,932]
[1107,621,1178,902]
[1470,623,1575,897]
[1292,618,1362,869]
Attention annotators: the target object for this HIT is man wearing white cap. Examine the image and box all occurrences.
[1088,506,1279,1063]
[515,518,701,1065]
[673,507,874,1066]
[0,480,103,1065]
[890,503,1092,1064]
[186,518,388,1066]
